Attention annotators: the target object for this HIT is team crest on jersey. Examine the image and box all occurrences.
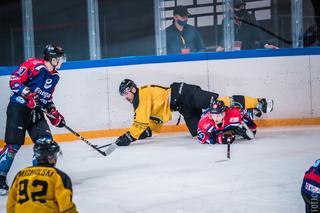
[44,79,53,89]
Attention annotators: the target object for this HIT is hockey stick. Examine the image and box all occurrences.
[227,140,231,159]
[63,125,107,156]
[42,109,115,156]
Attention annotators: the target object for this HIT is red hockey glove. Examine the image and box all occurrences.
[22,88,40,109]
[46,106,65,128]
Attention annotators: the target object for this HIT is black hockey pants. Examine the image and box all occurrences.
[170,82,219,137]
[5,102,52,145]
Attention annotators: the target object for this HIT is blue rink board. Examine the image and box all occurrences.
[1,47,320,76]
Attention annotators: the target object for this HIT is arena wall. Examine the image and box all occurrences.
[0,48,319,144]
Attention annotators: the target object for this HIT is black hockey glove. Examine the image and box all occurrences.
[222,132,235,144]
[115,132,136,146]
[138,127,152,140]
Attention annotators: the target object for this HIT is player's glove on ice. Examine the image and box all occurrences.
[115,132,136,146]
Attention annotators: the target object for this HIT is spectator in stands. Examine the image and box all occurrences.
[303,0,320,47]
[166,5,205,54]
[216,0,278,51]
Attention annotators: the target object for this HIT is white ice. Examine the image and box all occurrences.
[1,125,319,213]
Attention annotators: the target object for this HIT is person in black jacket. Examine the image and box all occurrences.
[216,0,278,51]
[166,5,205,54]
[303,0,320,47]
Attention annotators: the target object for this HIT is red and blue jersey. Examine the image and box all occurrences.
[302,159,320,196]
[9,58,60,108]
[197,107,242,144]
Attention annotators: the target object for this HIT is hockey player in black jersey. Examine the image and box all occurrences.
[7,137,78,213]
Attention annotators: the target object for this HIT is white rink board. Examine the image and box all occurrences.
[310,55,320,116]
[0,54,319,139]
[208,56,313,118]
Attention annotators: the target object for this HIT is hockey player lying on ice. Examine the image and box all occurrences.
[115,79,273,146]
[197,100,256,144]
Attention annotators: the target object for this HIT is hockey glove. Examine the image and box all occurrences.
[21,87,40,109]
[222,132,235,144]
[46,104,65,128]
[138,127,152,140]
[115,132,136,146]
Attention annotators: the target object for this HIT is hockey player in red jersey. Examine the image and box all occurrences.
[301,159,320,213]
[197,100,255,144]
[0,44,66,195]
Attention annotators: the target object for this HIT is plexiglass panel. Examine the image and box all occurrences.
[33,0,89,61]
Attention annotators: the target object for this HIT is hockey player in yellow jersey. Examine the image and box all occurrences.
[7,136,78,213]
[114,79,273,146]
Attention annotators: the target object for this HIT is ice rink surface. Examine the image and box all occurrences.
[1,125,319,213]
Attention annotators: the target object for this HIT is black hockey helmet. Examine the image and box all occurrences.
[43,44,65,61]
[119,79,136,95]
[34,136,60,164]
[210,100,226,114]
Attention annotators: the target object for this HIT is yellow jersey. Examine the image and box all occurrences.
[7,165,78,213]
[129,85,172,139]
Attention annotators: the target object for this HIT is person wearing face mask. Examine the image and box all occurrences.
[166,5,206,54]
[216,0,279,51]
[303,0,320,47]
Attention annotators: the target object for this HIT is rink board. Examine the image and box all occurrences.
[0,48,320,144]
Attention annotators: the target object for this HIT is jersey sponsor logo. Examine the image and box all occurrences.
[33,60,43,65]
[16,66,27,76]
[204,123,211,129]
[40,98,48,105]
[35,87,52,99]
[305,182,320,194]
[230,117,239,122]
[44,79,53,89]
